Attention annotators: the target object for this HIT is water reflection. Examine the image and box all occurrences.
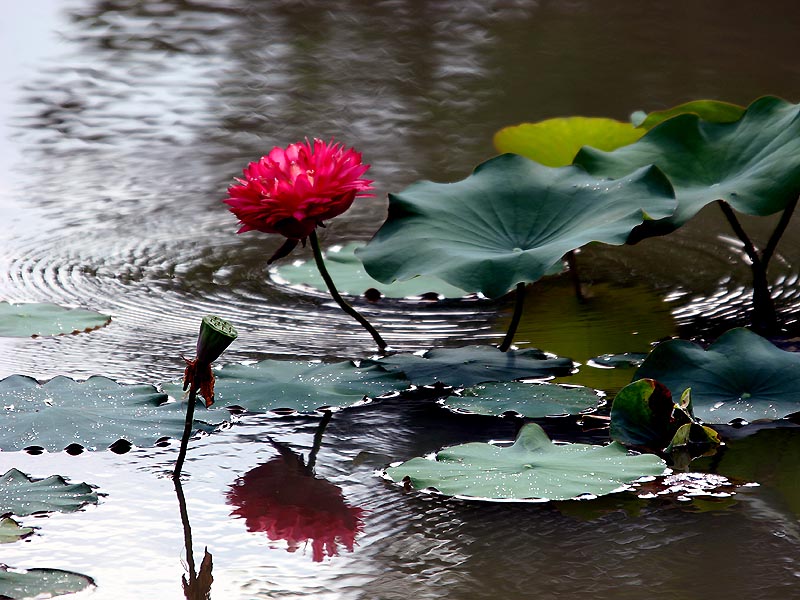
[174,477,214,600]
[227,416,364,562]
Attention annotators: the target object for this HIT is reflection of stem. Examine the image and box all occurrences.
[565,251,585,302]
[499,282,526,352]
[717,200,780,335]
[174,477,197,584]
[173,386,198,479]
[306,410,333,471]
[309,230,388,352]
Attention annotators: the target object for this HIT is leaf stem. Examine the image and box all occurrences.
[565,251,585,302]
[499,282,526,352]
[717,200,779,334]
[309,230,388,352]
[173,385,198,479]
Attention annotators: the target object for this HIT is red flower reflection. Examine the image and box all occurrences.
[223,138,373,241]
[227,450,364,562]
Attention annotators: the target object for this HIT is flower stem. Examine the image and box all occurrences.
[173,385,198,479]
[309,230,388,352]
[499,282,526,352]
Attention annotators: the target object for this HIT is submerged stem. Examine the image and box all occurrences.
[309,230,388,352]
[306,410,333,471]
[173,386,198,479]
[499,282,526,352]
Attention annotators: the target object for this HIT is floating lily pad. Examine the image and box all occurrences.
[0,375,224,451]
[444,382,601,418]
[0,469,98,517]
[358,153,676,298]
[272,242,468,299]
[631,99,746,130]
[576,96,800,240]
[385,422,666,501]
[0,565,94,598]
[162,360,409,413]
[0,301,110,337]
[0,518,34,544]
[494,117,644,167]
[635,328,800,423]
[367,345,573,388]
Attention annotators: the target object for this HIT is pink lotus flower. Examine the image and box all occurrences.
[224,139,374,241]
[227,454,364,562]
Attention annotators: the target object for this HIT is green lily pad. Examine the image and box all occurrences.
[631,99,746,130]
[0,469,98,517]
[0,565,94,598]
[494,117,644,167]
[367,345,573,388]
[358,153,676,298]
[0,301,111,337]
[444,381,601,418]
[271,242,469,299]
[162,359,409,413]
[0,375,224,451]
[0,518,34,544]
[576,96,800,239]
[634,328,800,423]
[385,422,666,501]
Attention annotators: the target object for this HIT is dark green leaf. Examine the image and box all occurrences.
[358,154,676,298]
[162,359,409,413]
[635,328,800,423]
[444,381,601,418]
[610,379,692,452]
[576,96,800,239]
[0,469,97,517]
[367,345,573,387]
[0,565,94,598]
[0,375,224,451]
[0,518,34,544]
[0,302,110,338]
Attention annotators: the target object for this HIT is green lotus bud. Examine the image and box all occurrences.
[195,315,238,365]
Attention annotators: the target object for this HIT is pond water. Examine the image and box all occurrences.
[1,1,800,598]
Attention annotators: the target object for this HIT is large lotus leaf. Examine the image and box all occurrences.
[385,422,666,501]
[366,345,573,388]
[494,117,645,167]
[610,379,692,451]
[0,302,110,337]
[576,96,800,239]
[271,242,468,299]
[162,359,409,413]
[0,518,34,544]
[0,565,94,598]
[357,153,676,298]
[0,375,224,451]
[631,99,746,130]
[634,328,800,423]
[444,381,601,418]
[0,469,98,517]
